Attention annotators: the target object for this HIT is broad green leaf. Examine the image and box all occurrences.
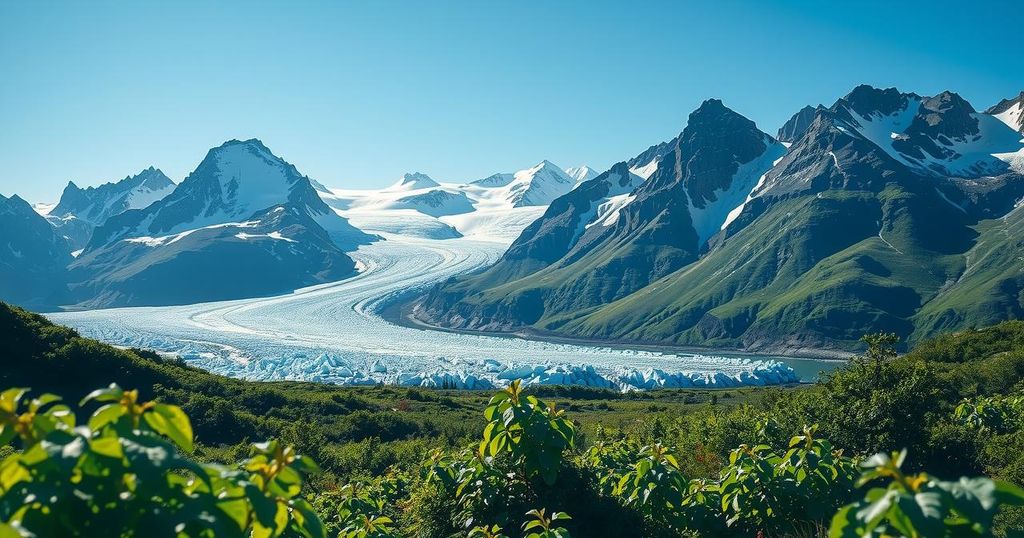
[89,436,124,460]
[290,498,327,538]
[0,388,28,413]
[79,383,123,406]
[88,403,124,431]
[149,403,194,452]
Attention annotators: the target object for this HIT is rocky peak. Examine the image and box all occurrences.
[840,85,918,118]
[778,104,827,143]
[910,90,979,140]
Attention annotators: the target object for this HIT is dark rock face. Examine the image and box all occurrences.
[838,84,919,119]
[500,162,640,271]
[893,92,980,164]
[419,99,783,333]
[47,167,176,250]
[51,167,174,225]
[660,99,770,208]
[0,195,72,309]
[69,203,357,308]
[778,104,826,143]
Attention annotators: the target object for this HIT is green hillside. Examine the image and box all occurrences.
[560,184,972,352]
[3,302,1024,536]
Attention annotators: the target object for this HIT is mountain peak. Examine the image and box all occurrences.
[840,85,918,117]
[693,98,729,116]
[778,104,827,143]
[220,138,269,150]
[565,165,599,183]
[922,90,976,114]
[682,99,758,140]
[388,172,439,191]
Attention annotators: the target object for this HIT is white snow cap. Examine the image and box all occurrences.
[565,165,600,184]
[387,172,440,191]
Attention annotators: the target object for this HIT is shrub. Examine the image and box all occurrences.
[0,384,324,538]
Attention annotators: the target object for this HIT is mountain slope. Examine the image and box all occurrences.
[777,104,825,143]
[68,139,375,307]
[565,165,600,184]
[87,139,373,251]
[986,91,1024,134]
[0,194,72,309]
[502,160,577,207]
[418,99,787,333]
[69,203,359,307]
[416,86,1024,352]
[47,167,175,250]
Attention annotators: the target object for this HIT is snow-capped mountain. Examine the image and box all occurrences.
[67,139,376,307]
[69,202,359,308]
[386,172,441,191]
[88,139,373,251]
[417,85,1024,353]
[421,99,785,330]
[499,160,577,207]
[821,86,1023,178]
[51,167,175,225]
[320,161,581,242]
[564,165,600,184]
[0,194,71,309]
[391,189,475,217]
[987,91,1024,134]
[462,161,578,207]
[45,167,175,250]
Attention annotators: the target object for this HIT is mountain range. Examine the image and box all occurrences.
[415,85,1024,353]
[2,84,1023,355]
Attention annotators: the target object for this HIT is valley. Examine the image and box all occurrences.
[47,232,821,391]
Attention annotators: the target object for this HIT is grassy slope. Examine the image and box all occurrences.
[544,184,970,351]
[913,205,1024,340]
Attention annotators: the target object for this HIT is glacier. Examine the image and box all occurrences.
[47,232,827,392]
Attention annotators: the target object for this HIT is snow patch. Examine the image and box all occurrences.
[629,158,659,180]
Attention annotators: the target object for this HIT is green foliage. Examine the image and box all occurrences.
[954,393,1024,434]
[480,380,576,486]
[334,483,399,538]
[521,508,571,538]
[612,442,689,531]
[467,523,509,538]
[716,424,859,534]
[0,385,325,538]
[5,301,1024,536]
[830,449,1024,537]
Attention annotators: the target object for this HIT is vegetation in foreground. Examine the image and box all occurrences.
[2,302,1024,536]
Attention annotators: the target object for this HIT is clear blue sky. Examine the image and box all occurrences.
[1,0,1019,202]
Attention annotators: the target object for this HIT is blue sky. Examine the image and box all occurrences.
[1,0,1019,202]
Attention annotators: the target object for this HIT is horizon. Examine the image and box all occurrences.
[1,0,1020,202]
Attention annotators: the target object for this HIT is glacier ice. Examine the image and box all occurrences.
[47,236,817,392]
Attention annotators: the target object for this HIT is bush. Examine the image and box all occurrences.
[0,384,325,537]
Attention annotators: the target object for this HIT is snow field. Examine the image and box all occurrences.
[48,236,808,392]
